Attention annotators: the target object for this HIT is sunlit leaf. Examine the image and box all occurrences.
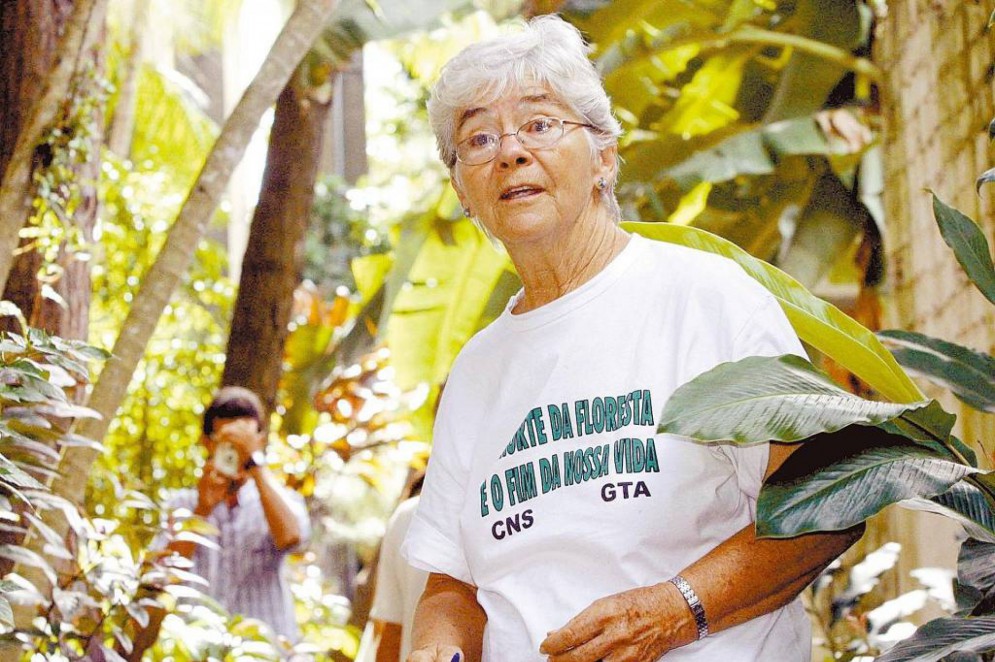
[622,222,924,402]
[658,354,928,444]
[384,214,515,389]
[0,544,56,586]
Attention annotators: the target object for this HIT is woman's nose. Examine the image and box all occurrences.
[495,132,532,167]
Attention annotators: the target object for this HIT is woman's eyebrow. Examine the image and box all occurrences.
[457,93,568,131]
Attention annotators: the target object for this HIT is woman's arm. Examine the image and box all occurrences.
[539,442,864,662]
[408,573,487,662]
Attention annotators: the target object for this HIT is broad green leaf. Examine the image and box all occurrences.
[931,192,995,305]
[758,425,978,537]
[623,222,924,402]
[874,615,995,662]
[658,354,929,444]
[902,481,995,544]
[880,329,995,413]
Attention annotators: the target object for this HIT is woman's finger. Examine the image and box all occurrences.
[545,630,612,662]
[540,604,608,655]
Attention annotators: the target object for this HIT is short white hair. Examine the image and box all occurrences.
[428,15,623,219]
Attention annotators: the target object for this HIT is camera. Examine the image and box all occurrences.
[213,442,241,477]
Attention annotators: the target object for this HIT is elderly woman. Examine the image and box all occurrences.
[401,15,861,662]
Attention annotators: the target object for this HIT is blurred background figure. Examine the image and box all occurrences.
[356,469,427,662]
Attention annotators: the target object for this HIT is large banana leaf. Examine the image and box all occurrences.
[657,354,929,444]
[757,425,979,538]
[316,0,476,69]
[131,65,218,189]
[872,615,995,662]
[384,215,516,389]
[622,222,924,403]
[931,192,995,306]
[879,329,995,414]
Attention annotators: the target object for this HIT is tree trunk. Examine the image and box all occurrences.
[0,0,101,341]
[0,0,106,292]
[222,75,331,415]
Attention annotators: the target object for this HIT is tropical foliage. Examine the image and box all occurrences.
[656,193,995,658]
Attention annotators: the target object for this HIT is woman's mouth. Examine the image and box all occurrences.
[500,185,543,201]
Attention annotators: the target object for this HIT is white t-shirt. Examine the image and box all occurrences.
[402,234,811,661]
[369,497,429,661]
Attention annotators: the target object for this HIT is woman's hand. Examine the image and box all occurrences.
[539,583,695,662]
[407,646,463,662]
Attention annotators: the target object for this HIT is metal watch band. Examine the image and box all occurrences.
[668,574,709,640]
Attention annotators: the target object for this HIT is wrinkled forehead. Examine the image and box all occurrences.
[454,82,571,131]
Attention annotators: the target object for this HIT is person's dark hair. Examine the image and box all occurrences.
[202,386,264,437]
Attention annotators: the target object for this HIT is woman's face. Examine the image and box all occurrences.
[451,86,615,248]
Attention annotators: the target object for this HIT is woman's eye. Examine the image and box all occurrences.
[467,133,495,148]
[526,118,555,134]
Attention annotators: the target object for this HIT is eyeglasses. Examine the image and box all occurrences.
[455,117,597,165]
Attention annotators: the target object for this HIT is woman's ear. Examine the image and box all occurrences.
[598,144,618,184]
[451,169,467,204]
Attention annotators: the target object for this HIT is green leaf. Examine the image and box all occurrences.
[758,425,977,537]
[931,192,995,305]
[622,222,924,402]
[873,615,995,662]
[902,480,995,544]
[880,329,995,413]
[658,354,929,444]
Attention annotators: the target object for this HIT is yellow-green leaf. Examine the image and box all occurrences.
[622,221,923,403]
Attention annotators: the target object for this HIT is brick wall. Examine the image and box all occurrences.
[872,0,995,589]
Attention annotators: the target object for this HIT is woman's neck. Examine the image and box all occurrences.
[508,215,630,314]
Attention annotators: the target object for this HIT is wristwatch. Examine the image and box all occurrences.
[243,450,266,471]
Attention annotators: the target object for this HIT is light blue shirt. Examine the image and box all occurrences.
[161,480,311,642]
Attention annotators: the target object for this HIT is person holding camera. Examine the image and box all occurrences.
[130,386,311,658]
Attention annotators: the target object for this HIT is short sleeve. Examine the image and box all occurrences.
[721,295,806,505]
[278,486,311,553]
[401,384,474,584]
